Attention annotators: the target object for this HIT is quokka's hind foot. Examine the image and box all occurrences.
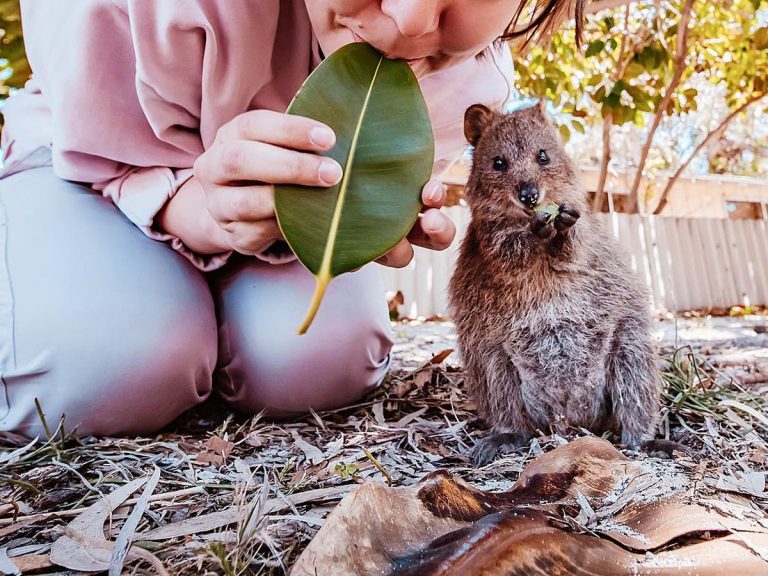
[639,439,697,459]
[470,432,530,467]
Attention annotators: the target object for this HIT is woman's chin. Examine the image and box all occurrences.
[315,28,357,58]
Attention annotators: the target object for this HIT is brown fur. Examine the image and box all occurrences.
[448,103,661,465]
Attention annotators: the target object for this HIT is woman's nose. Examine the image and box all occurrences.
[381,0,441,37]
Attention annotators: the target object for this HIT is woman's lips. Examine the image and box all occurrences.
[350,30,422,63]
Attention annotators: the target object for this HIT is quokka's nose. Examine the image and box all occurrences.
[517,182,540,208]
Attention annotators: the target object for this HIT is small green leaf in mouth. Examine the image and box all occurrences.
[274,43,434,334]
[534,202,560,224]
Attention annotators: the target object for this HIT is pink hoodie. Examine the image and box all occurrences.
[1,1,512,270]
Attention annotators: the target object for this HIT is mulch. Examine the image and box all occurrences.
[0,317,766,575]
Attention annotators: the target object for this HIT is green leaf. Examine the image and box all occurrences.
[534,202,560,223]
[605,92,621,108]
[625,61,646,79]
[586,40,605,57]
[274,43,433,334]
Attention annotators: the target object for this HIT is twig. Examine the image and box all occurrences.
[34,398,52,441]
[362,448,393,487]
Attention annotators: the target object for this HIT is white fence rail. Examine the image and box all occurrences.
[380,207,768,317]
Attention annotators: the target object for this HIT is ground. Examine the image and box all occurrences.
[0,315,767,575]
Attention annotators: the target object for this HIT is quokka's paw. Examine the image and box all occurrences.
[530,211,557,239]
[470,432,529,467]
[554,202,580,233]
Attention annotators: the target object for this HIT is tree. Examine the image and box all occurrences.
[652,0,768,213]
[0,0,28,99]
[513,0,768,214]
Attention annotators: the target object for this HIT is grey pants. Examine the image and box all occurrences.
[0,167,393,438]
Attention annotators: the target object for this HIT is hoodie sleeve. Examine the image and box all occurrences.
[11,0,287,270]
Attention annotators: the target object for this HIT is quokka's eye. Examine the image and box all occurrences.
[493,156,508,172]
[537,149,550,165]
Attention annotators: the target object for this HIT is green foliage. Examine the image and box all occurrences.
[0,0,28,98]
[274,43,434,334]
[514,0,768,134]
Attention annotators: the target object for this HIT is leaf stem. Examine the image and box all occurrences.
[297,274,330,335]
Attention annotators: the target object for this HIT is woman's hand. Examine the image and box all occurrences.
[376,179,456,267]
[161,108,456,266]
[192,109,343,256]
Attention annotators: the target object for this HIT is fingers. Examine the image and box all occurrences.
[554,202,580,233]
[554,213,577,232]
[376,237,414,268]
[218,219,283,256]
[530,211,556,239]
[206,183,276,223]
[216,109,336,152]
[199,140,343,187]
[378,209,455,268]
[421,179,446,209]
[407,209,455,251]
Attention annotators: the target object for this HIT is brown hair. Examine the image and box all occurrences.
[502,0,586,47]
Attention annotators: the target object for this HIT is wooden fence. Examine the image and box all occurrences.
[380,207,768,317]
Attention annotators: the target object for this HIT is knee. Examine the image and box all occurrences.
[219,307,393,415]
[3,286,217,438]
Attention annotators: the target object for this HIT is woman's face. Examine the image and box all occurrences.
[305,0,523,76]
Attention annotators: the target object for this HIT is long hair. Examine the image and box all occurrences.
[502,0,586,47]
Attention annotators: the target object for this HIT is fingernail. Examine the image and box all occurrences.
[319,159,343,185]
[425,181,445,203]
[422,217,441,234]
[310,125,335,148]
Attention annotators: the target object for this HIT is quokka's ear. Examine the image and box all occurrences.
[535,99,549,119]
[464,104,496,147]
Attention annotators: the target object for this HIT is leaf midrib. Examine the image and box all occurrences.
[317,56,384,282]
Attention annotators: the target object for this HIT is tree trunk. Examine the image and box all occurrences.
[593,116,612,212]
[593,2,632,213]
[626,0,695,213]
[652,92,767,215]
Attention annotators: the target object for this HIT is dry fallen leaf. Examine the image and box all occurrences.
[291,437,768,576]
[0,547,20,576]
[48,474,168,574]
[109,466,161,576]
[50,477,147,571]
[3,553,53,574]
[291,431,325,466]
[428,349,454,366]
[196,436,235,466]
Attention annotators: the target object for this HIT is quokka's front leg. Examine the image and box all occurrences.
[530,202,581,239]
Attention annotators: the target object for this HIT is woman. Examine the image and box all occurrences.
[0,0,582,437]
